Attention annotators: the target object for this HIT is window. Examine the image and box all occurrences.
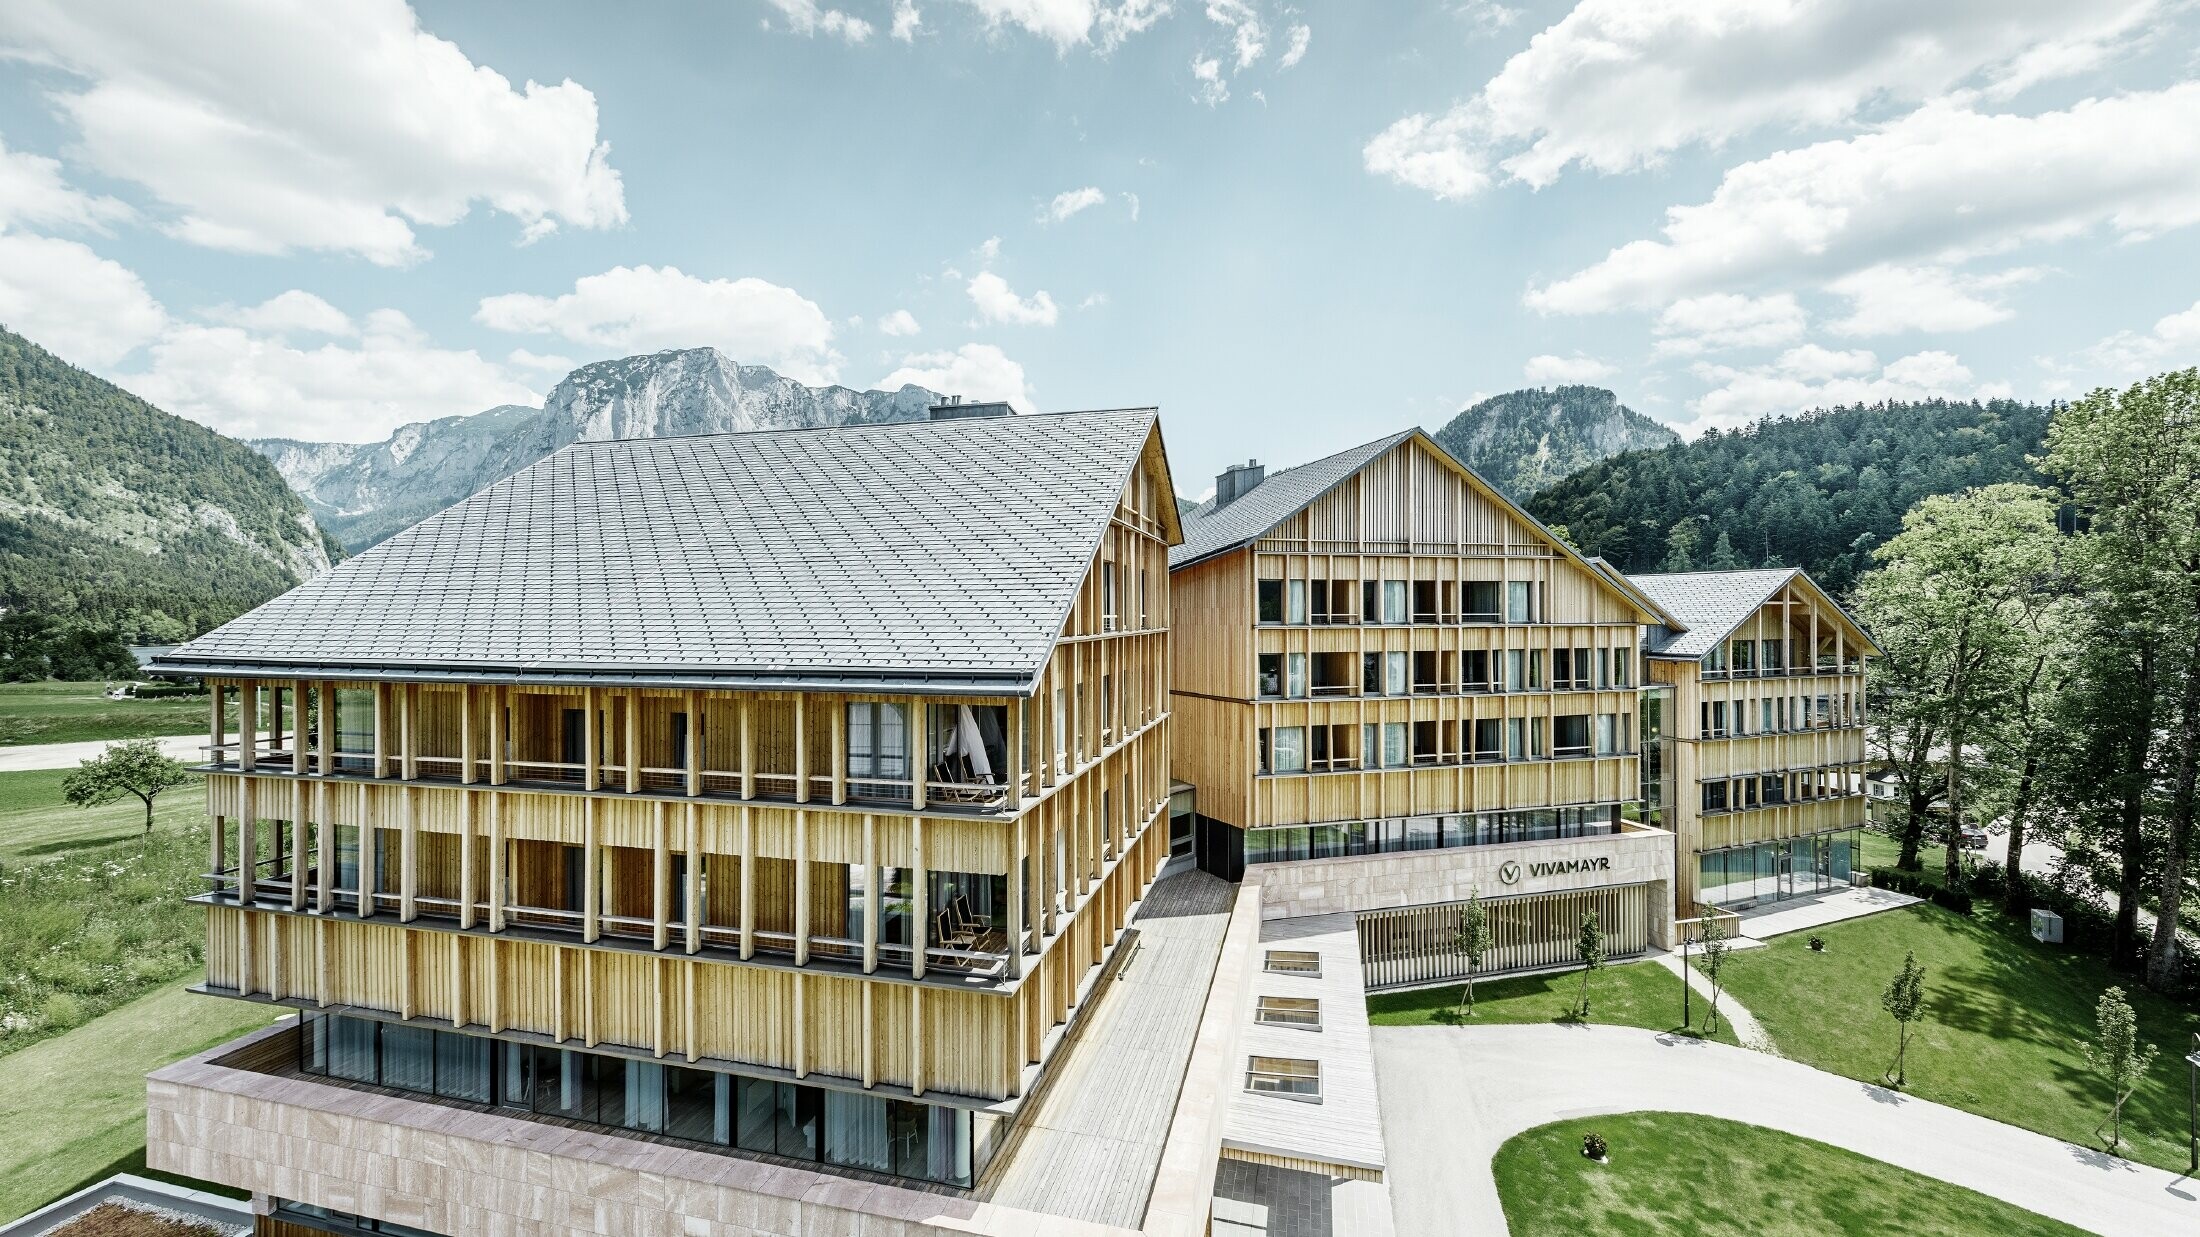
[1384,722,1408,768]
[1257,580,1285,624]
[1762,698,1776,732]
[1702,781,1730,811]
[1272,726,1307,773]
[1730,639,1756,672]
[1102,563,1118,625]
[1256,996,1322,1029]
[1362,653,1382,695]
[1504,650,1527,691]
[1505,580,1533,623]
[1553,714,1591,756]
[1246,1056,1321,1100]
[1762,774,1787,805]
[1382,580,1408,624]
[846,702,909,783]
[1463,581,1501,620]
[1701,700,1728,738]
[1704,643,1727,673]
[1287,579,1309,625]
[1595,714,1620,755]
[1506,717,1527,760]
[1472,717,1502,760]
[1287,653,1308,699]
[1258,654,1283,698]
[1761,639,1785,673]
[1597,648,1613,689]
[1386,651,1408,695]
[1265,949,1321,975]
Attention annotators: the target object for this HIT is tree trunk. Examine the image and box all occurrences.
[1943,634,1969,890]
[2145,628,2200,990]
[2113,642,2154,970]
[142,794,154,833]
[2002,752,2038,915]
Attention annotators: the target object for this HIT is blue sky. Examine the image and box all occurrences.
[1,1,2197,494]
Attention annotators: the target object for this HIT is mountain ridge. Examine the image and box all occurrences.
[1430,386,1681,501]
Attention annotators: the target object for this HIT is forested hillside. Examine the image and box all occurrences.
[0,325,338,640]
[1524,399,2054,594]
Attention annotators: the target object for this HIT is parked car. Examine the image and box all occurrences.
[1958,821,1987,850]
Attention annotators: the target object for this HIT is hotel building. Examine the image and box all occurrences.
[144,405,1219,1237]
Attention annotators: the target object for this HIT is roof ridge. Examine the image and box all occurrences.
[556,404,1161,451]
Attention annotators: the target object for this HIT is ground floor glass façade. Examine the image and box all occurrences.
[296,1011,982,1186]
[1242,802,1625,866]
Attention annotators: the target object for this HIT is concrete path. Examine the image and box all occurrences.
[0,735,201,772]
[1373,1024,2200,1237]
[1651,952,1775,1054]
[1736,885,1921,940]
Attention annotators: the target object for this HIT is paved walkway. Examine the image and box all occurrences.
[1651,952,1774,1054]
[0,735,201,772]
[1373,1024,2200,1237]
[1735,885,1921,940]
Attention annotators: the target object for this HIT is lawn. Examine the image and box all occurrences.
[0,983,279,1223]
[0,767,204,866]
[0,681,227,747]
[1720,897,2200,1173]
[1491,1111,2086,1237]
[1368,957,1738,1044]
[0,772,212,1058]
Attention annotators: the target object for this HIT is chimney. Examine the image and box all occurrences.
[928,396,1014,421]
[1212,459,1265,509]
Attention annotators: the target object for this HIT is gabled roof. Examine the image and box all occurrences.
[1628,567,1878,660]
[1170,431,1415,569]
[152,408,1171,696]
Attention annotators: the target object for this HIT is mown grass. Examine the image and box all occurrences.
[0,770,211,1059]
[1367,957,1738,1044]
[1492,1111,2086,1237]
[0,681,226,747]
[1720,896,2200,1173]
[0,984,278,1223]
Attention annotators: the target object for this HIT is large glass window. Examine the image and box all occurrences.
[1258,654,1283,698]
[1271,726,1307,773]
[1382,581,1408,624]
[1287,653,1308,699]
[1257,580,1285,624]
[1505,581,1533,623]
[1287,580,1308,625]
[1386,651,1408,695]
[846,702,908,788]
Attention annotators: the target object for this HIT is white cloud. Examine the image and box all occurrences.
[1369,0,2157,199]
[1452,1,1518,37]
[1278,23,1309,69]
[960,0,1169,52]
[881,342,1034,411]
[892,0,922,40]
[762,0,874,42]
[966,270,1059,326]
[1207,1,1264,69]
[1363,111,1487,201]
[1652,293,1806,356]
[978,235,1002,263]
[205,290,356,338]
[1043,185,1107,223]
[878,308,921,336]
[0,136,131,232]
[124,312,541,441]
[1687,346,2010,432]
[1522,353,1616,385]
[0,0,627,265]
[0,232,167,367]
[1827,264,2041,336]
[476,265,841,383]
[1191,55,1228,106]
[1125,192,1141,222]
[2082,298,2200,373]
[506,348,576,375]
[1530,85,2200,314]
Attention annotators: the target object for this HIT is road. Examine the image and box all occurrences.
[0,735,203,773]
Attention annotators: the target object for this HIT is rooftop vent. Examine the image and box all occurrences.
[928,395,1014,421]
[1212,459,1266,509]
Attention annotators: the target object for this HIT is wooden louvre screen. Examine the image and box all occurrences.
[1355,882,1649,991]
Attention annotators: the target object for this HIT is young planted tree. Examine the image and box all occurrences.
[1696,916,1732,1036]
[1453,889,1493,1017]
[2081,986,2159,1153]
[61,738,193,832]
[1856,484,2063,890]
[1880,949,1928,1088]
[1574,908,1606,1018]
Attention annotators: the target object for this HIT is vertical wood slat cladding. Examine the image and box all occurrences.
[193,424,1178,1111]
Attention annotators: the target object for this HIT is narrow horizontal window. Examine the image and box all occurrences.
[1246,1056,1321,1100]
[1256,996,1322,1029]
[1264,949,1321,975]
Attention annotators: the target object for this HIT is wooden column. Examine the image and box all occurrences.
[399,785,417,921]
[1006,697,1025,806]
[862,813,878,974]
[209,687,225,770]
[400,684,418,781]
[684,690,702,797]
[792,975,808,1079]
[209,811,226,896]
[830,703,847,805]
[738,805,755,959]
[909,987,926,1098]
[793,696,809,804]
[911,814,928,980]
[738,699,755,799]
[240,681,258,772]
[372,683,389,779]
[460,685,477,785]
[489,685,507,785]
[861,984,876,1088]
[458,790,477,929]
[793,809,810,965]
[292,679,308,773]
[582,797,600,941]
[684,802,701,954]
[1006,808,1025,980]
[238,779,257,903]
[290,778,307,911]
[314,779,332,912]
[316,683,333,776]
[652,800,671,951]
[625,690,641,794]
[583,687,600,791]
[487,792,506,932]
[356,783,376,917]
[910,698,928,811]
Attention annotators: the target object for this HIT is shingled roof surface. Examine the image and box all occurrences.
[1627,568,1799,659]
[153,409,1160,693]
[1170,431,1415,569]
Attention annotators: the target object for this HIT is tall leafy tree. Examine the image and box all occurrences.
[1856,484,2064,888]
[1880,949,1928,1088]
[2081,986,2158,1153]
[61,738,193,832]
[1574,909,1606,1017]
[2042,370,2200,988]
[1453,890,1493,1017]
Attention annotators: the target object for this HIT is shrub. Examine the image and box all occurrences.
[1867,866,1974,916]
[41,992,87,1031]
[1582,1132,1608,1161]
[1808,935,1826,952]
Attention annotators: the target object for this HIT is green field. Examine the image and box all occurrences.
[1492,1111,2085,1237]
[0,767,205,866]
[1720,898,2200,1172]
[1367,957,1738,1044]
[0,983,279,1223]
[0,680,226,747]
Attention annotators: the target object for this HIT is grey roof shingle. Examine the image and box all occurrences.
[1169,431,1416,569]
[152,409,1162,695]
[1627,568,1802,659]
